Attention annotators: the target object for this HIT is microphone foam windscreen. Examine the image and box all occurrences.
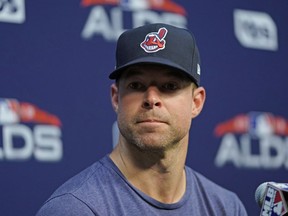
[255,182,268,207]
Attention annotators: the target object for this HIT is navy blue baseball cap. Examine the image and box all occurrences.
[109,23,201,86]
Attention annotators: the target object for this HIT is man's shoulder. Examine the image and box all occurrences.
[46,155,118,203]
[36,155,116,215]
[187,167,235,196]
[36,193,95,216]
[186,167,248,215]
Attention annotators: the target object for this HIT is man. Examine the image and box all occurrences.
[36,23,248,215]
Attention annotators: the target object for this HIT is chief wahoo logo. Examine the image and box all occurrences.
[140,27,168,53]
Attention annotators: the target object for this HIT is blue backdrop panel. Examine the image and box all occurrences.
[0,0,287,215]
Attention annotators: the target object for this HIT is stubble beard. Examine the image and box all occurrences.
[118,119,188,154]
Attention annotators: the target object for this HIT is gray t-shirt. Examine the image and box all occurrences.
[36,155,248,215]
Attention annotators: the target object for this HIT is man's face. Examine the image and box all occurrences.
[111,64,202,152]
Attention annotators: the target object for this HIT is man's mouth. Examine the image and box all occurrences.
[137,119,167,124]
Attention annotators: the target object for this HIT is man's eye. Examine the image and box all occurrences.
[128,82,144,90]
[162,83,178,90]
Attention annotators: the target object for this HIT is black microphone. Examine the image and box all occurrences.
[255,182,288,216]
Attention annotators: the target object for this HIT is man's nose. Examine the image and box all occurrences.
[142,86,162,109]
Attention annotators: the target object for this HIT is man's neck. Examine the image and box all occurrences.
[109,138,188,204]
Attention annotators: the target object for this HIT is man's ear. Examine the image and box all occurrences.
[191,86,206,118]
[111,83,119,113]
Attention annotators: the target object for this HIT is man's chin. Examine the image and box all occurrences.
[131,138,176,153]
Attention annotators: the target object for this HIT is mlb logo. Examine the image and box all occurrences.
[0,0,25,23]
[248,112,274,138]
[260,185,288,216]
[0,98,19,124]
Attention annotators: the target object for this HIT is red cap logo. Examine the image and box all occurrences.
[140,27,168,53]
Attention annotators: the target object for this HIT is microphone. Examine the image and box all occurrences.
[255,182,288,216]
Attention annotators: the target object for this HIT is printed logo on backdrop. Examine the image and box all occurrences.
[0,98,63,162]
[81,0,187,41]
[234,9,278,51]
[0,0,25,23]
[214,112,288,169]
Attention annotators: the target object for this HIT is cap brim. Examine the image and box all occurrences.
[109,56,191,80]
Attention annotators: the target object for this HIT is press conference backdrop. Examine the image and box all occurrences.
[1,0,287,215]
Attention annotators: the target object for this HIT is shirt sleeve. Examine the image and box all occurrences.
[36,193,96,216]
[233,193,248,216]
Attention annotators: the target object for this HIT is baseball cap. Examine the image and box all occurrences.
[109,23,201,86]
